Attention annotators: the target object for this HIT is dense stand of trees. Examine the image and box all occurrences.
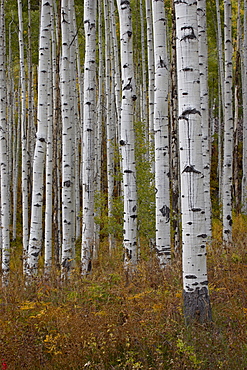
[0,0,245,322]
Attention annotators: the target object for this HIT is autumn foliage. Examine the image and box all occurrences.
[0,216,246,369]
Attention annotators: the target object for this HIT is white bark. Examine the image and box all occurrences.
[222,0,233,242]
[145,0,155,166]
[0,0,10,283]
[197,0,211,240]
[81,0,97,274]
[215,0,224,205]
[152,0,170,266]
[44,56,53,273]
[104,0,115,251]
[60,0,76,275]
[117,0,138,270]
[27,0,52,274]
[17,0,29,269]
[242,0,247,213]
[175,0,211,323]
[140,0,148,124]
[110,0,121,134]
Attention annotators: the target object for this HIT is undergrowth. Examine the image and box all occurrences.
[0,215,246,369]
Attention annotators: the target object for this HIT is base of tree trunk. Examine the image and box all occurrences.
[183,287,212,325]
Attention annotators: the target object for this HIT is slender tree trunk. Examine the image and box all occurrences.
[174,0,212,324]
[242,0,247,213]
[44,50,53,274]
[117,0,138,271]
[60,0,76,275]
[27,0,52,274]
[197,0,212,240]
[145,0,155,167]
[0,0,10,284]
[222,0,233,242]
[81,0,97,274]
[170,0,181,254]
[152,0,171,267]
[17,0,29,271]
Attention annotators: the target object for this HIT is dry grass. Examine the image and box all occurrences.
[0,216,246,369]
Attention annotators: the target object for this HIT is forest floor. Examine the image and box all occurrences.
[0,215,246,369]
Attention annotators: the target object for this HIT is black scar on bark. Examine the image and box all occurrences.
[121,0,130,5]
[125,248,132,261]
[183,286,212,325]
[120,140,126,145]
[182,165,201,174]
[159,205,170,222]
[185,275,197,279]
[181,26,196,41]
[130,214,137,219]
[31,252,39,258]
[178,108,201,121]
[63,180,71,188]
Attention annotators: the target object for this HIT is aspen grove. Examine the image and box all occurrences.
[0,0,246,327]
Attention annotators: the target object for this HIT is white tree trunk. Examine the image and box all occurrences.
[197,0,211,240]
[145,0,155,166]
[175,0,211,323]
[81,0,97,274]
[104,0,115,252]
[117,0,138,271]
[152,0,170,267]
[17,0,29,270]
[242,0,247,213]
[215,0,224,206]
[27,0,52,274]
[222,0,233,242]
[44,57,53,274]
[0,0,10,283]
[60,0,76,275]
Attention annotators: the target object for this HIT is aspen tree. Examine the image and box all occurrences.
[0,0,10,283]
[242,0,247,213]
[117,0,138,270]
[17,0,29,267]
[170,0,180,254]
[27,0,52,274]
[94,0,103,259]
[174,0,211,323]
[60,0,76,275]
[222,0,233,242]
[81,0,97,274]
[110,0,121,134]
[44,54,53,273]
[104,0,115,252]
[139,0,148,125]
[152,0,171,266]
[215,0,224,204]
[145,0,155,165]
[197,0,211,240]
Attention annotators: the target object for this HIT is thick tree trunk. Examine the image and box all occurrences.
[174,0,212,324]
